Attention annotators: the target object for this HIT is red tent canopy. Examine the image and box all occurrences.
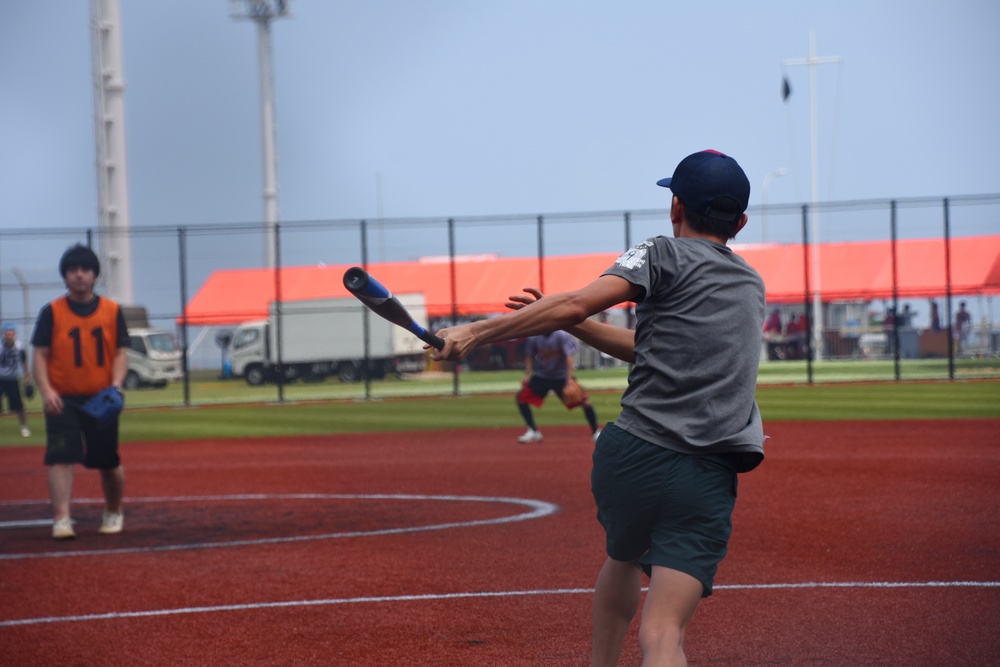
[737,235,1000,304]
[180,236,1000,326]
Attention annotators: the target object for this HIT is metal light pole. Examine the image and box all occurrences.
[761,167,787,243]
[230,1,292,268]
[782,31,842,361]
[90,0,135,304]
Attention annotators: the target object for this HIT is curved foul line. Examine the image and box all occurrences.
[0,494,559,561]
[2,581,998,628]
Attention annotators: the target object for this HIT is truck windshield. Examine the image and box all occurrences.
[232,328,259,350]
[147,333,178,353]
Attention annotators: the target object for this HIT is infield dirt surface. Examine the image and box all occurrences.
[2,419,998,665]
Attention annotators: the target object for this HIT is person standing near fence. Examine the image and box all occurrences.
[31,244,130,540]
[515,330,600,443]
[431,150,766,666]
[0,322,34,437]
[954,301,972,352]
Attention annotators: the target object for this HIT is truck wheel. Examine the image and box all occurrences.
[337,361,361,383]
[246,365,266,386]
[124,371,142,390]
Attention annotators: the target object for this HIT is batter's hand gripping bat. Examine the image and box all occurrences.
[343,267,445,351]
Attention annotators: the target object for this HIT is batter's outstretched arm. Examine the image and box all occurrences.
[507,286,637,364]
[432,275,637,362]
[567,319,636,364]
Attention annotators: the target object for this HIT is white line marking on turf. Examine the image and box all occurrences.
[2,581,997,628]
[0,520,51,529]
[0,494,559,561]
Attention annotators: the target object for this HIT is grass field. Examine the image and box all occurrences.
[35,356,1000,411]
[2,377,997,446]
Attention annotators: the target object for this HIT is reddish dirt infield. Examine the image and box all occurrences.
[1,419,999,666]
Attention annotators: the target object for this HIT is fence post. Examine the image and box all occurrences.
[537,215,545,293]
[274,223,284,403]
[890,201,900,381]
[177,227,191,406]
[943,198,955,380]
[0,233,4,322]
[801,205,813,384]
[448,218,460,396]
[360,219,372,400]
[624,211,631,252]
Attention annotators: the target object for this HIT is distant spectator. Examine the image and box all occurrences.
[899,304,914,328]
[784,314,806,359]
[763,308,782,335]
[954,302,972,349]
[929,300,941,332]
[883,307,897,355]
[883,307,896,329]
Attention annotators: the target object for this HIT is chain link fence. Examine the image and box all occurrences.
[2,194,997,406]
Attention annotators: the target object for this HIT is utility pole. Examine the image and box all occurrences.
[782,31,842,361]
[229,0,292,268]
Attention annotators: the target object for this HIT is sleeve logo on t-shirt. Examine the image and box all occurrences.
[615,241,651,270]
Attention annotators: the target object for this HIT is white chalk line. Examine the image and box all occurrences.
[0,494,559,561]
[2,581,998,628]
[3,496,998,629]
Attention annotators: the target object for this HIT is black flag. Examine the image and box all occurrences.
[782,76,792,102]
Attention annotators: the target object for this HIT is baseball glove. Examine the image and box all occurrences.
[23,384,34,399]
[82,387,124,428]
[560,378,585,409]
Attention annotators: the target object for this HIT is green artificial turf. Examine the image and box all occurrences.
[3,379,996,446]
[754,380,1000,421]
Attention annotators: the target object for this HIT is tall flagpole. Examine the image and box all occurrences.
[783,31,842,361]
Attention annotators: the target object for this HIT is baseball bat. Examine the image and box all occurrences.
[343,267,445,350]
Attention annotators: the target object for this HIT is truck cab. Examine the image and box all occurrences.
[125,327,183,389]
[229,321,269,385]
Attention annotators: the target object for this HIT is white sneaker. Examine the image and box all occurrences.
[592,429,602,443]
[20,426,31,437]
[517,429,543,444]
[52,517,76,540]
[99,511,124,535]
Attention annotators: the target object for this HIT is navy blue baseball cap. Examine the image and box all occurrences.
[656,150,751,222]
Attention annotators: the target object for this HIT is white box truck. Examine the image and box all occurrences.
[125,327,184,389]
[229,295,429,385]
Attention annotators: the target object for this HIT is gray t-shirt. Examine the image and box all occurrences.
[525,331,578,380]
[604,236,766,472]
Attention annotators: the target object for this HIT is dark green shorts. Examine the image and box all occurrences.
[43,396,121,470]
[591,423,738,597]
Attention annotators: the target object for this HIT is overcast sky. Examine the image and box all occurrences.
[3,0,999,234]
